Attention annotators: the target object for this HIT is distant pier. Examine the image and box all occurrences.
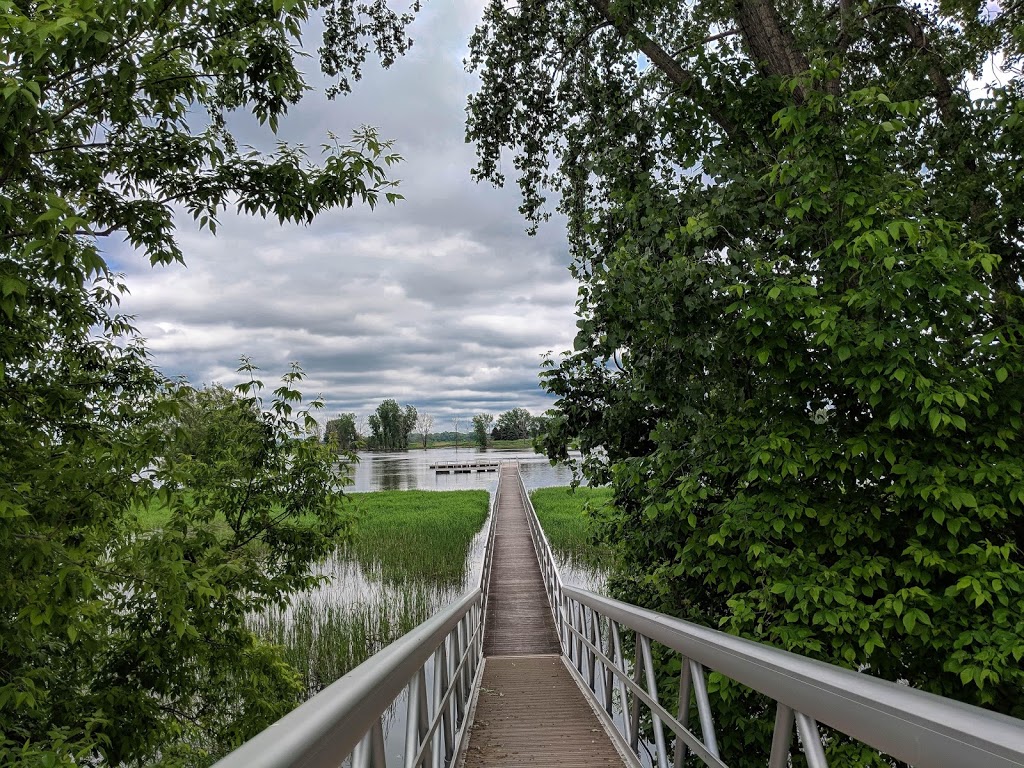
[429,460,500,474]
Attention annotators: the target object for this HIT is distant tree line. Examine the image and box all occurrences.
[323,405,550,452]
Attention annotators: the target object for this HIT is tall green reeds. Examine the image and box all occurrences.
[345,490,489,587]
[252,490,489,697]
[531,486,614,590]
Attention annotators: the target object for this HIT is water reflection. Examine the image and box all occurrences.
[345,447,581,493]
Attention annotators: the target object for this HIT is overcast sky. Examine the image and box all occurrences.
[105,1,577,431]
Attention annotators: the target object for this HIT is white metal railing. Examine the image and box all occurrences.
[214,486,501,768]
[517,471,1024,768]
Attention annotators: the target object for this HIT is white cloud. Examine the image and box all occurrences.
[105,1,578,429]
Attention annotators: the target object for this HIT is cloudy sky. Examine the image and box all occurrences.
[105,1,578,431]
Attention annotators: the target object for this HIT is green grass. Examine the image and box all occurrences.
[133,492,355,538]
[134,495,176,529]
[489,438,536,449]
[530,486,615,572]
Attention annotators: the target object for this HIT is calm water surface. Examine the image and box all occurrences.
[344,446,580,493]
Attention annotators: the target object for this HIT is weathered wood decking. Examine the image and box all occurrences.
[460,464,627,767]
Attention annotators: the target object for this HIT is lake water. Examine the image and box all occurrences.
[343,446,580,493]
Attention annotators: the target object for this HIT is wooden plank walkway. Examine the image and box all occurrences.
[483,464,560,656]
[461,464,628,767]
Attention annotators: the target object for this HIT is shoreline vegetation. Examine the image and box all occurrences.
[136,489,489,698]
[254,490,487,698]
[345,437,537,451]
[410,437,535,450]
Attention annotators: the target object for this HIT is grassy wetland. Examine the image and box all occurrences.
[251,490,490,696]
[530,486,615,590]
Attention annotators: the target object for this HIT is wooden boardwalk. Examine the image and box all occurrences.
[461,464,627,767]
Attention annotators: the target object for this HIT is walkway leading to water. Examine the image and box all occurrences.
[460,464,627,768]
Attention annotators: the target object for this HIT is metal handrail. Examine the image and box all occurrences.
[516,471,1024,768]
[214,483,501,768]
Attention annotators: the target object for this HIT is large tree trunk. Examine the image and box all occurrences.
[733,0,809,78]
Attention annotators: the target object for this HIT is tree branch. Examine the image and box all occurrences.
[583,0,739,138]
[670,27,741,58]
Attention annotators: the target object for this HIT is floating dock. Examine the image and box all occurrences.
[429,461,500,474]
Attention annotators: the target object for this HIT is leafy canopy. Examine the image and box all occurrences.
[324,412,360,451]
[368,398,417,450]
[467,0,1024,763]
[471,412,494,448]
[0,0,419,763]
[492,407,533,440]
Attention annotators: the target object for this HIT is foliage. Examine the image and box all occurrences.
[471,412,494,448]
[0,0,417,762]
[2,359,354,766]
[367,399,417,450]
[325,412,360,451]
[163,383,267,462]
[467,0,1024,763]
[492,407,533,440]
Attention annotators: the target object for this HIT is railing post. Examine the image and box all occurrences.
[456,615,469,723]
[560,591,570,653]
[630,632,642,753]
[611,620,629,732]
[689,660,721,761]
[430,644,448,768]
[673,656,693,768]
[583,605,595,688]
[370,719,386,768]
[442,635,456,763]
[404,668,429,768]
[795,712,829,768]
[768,703,794,768]
[574,601,585,671]
[352,730,372,768]
[601,615,614,714]
[639,633,669,768]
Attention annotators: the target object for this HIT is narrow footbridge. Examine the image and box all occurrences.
[216,464,1024,768]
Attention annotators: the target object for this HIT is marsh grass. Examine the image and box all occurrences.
[253,490,490,697]
[345,490,489,587]
[531,486,615,590]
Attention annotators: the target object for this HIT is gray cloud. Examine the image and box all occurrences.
[107,0,577,429]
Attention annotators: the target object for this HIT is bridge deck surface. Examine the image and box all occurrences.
[461,464,626,767]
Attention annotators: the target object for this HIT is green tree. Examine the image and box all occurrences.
[324,412,360,451]
[402,404,418,449]
[493,407,532,440]
[467,0,1024,763]
[529,413,551,439]
[0,0,416,762]
[368,399,417,451]
[472,413,494,449]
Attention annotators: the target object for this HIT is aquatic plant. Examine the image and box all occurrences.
[252,490,489,697]
[531,486,614,589]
